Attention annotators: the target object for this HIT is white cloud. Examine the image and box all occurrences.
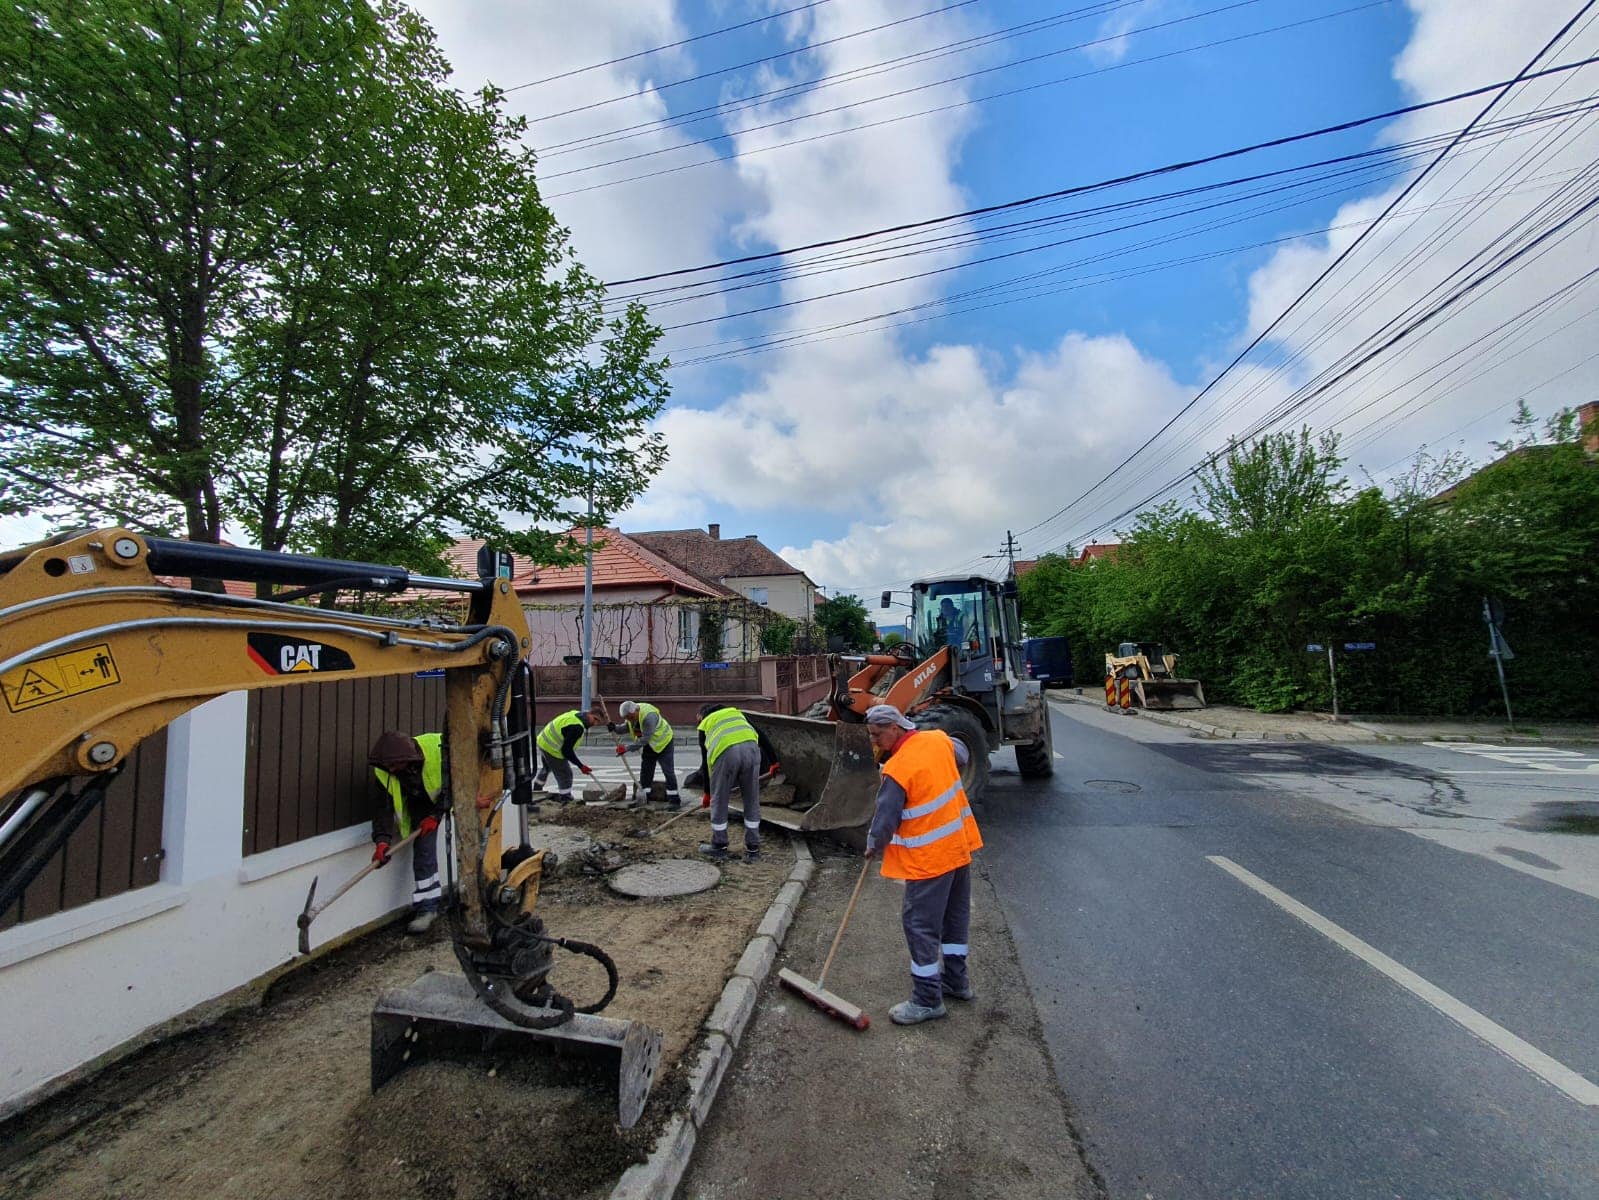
[1235,0,1599,478]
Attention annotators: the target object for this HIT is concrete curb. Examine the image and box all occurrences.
[1048,692,1598,745]
[609,838,815,1200]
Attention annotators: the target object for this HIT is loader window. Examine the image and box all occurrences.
[922,584,984,657]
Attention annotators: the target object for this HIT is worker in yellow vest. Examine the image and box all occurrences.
[533,705,604,804]
[615,700,681,808]
[695,702,774,863]
[368,730,446,935]
[862,704,983,1025]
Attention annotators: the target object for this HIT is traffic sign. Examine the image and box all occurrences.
[1343,642,1376,652]
[1306,643,1324,652]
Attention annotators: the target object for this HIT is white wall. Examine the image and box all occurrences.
[727,573,814,624]
[0,693,417,1116]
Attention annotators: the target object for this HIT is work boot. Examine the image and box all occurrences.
[888,1000,947,1025]
[742,847,763,864]
[406,911,438,935]
[941,979,976,1002]
[698,842,730,862]
[553,792,574,807]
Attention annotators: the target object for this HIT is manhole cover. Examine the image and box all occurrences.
[1082,779,1141,794]
[609,859,721,899]
[525,825,594,863]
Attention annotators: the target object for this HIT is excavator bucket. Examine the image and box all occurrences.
[739,713,878,840]
[1131,678,1207,711]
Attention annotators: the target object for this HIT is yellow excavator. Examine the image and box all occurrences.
[0,528,659,1127]
[1105,642,1206,711]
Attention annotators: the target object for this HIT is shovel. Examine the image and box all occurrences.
[777,856,872,1031]
[625,798,706,840]
[297,825,425,955]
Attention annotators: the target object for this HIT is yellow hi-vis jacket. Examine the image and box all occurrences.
[697,707,758,770]
[878,730,982,880]
[537,710,587,758]
[628,702,674,753]
[372,732,444,839]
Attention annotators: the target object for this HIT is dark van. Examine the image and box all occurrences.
[1023,637,1073,689]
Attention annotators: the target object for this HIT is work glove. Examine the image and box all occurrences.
[701,793,712,808]
[614,745,628,757]
[417,816,439,837]
[372,842,391,867]
[579,765,593,775]
[764,761,781,778]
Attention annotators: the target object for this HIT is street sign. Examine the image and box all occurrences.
[1343,642,1376,652]
[1306,643,1324,652]
[701,661,731,670]
[414,668,445,678]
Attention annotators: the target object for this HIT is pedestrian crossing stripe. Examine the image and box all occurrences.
[1,644,121,713]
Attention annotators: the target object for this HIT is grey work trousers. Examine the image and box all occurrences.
[902,864,972,1007]
[709,740,761,851]
[638,743,680,798]
[411,824,442,914]
[535,750,574,797]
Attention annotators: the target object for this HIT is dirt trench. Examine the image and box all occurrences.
[0,803,790,1200]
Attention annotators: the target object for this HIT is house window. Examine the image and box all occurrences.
[749,586,768,606]
[677,607,696,653]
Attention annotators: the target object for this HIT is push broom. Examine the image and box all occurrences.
[778,856,873,1031]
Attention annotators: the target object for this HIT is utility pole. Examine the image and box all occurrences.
[580,453,596,713]
[1003,530,1018,578]
[1483,596,1514,730]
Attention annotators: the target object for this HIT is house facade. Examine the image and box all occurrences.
[630,524,817,625]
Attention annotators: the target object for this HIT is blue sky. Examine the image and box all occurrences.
[16,4,1591,598]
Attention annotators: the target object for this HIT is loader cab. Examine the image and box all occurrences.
[911,575,1023,700]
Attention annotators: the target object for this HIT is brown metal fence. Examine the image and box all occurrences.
[243,673,445,856]
[534,661,762,698]
[0,730,168,931]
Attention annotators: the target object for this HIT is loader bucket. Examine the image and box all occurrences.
[740,712,878,838]
[1133,678,1207,711]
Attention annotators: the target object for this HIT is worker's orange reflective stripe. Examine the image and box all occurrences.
[878,730,979,880]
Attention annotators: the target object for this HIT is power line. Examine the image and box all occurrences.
[553,0,1382,199]
[502,0,838,92]
[541,0,1267,179]
[539,0,1141,159]
[521,0,985,122]
[600,56,1599,287]
[1007,4,1599,546]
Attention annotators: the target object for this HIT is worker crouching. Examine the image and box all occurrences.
[368,731,446,935]
[863,704,983,1025]
[695,702,775,863]
[533,705,605,803]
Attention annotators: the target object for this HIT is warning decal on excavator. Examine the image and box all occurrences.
[2,644,121,713]
[247,632,355,676]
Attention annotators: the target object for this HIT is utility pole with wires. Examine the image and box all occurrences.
[982,531,1021,578]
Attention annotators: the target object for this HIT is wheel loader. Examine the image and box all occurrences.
[738,574,1055,842]
[0,528,660,1127]
[1105,642,1206,710]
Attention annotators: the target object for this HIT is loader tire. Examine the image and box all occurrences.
[1015,705,1054,780]
[915,705,990,802]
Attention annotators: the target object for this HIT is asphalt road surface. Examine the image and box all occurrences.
[980,699,1599,1200]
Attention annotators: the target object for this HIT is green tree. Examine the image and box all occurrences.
[814,594,876,651]
[0,1,667,573]
[759,614,798,656]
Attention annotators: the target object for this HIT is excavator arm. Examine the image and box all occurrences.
[1,527,661,1126]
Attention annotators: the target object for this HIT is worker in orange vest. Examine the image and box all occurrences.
[862,703,983,1025]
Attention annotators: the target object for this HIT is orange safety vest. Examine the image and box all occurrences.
[878,729,982,881]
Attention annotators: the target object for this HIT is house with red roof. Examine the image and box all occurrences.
[444,528,753,667]
[630,523,817,625]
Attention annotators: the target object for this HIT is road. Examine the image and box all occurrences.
[980,699,1599,1199]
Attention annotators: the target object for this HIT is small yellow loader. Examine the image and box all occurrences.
[1105,642,1206,711]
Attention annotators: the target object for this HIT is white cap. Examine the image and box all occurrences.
[863,704,916,731]
[619,700,639,716]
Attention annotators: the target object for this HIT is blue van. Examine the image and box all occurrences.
[1023,637,1073,689]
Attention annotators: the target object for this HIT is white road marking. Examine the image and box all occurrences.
[1207,855,1599,1107]
[1424,742,1599,773]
